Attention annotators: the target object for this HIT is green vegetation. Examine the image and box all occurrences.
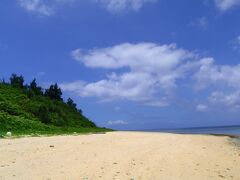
[0,74,111,137]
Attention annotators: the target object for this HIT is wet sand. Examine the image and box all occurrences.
[0,132,239,180]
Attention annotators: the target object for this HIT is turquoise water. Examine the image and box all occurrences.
[142,125,240,136]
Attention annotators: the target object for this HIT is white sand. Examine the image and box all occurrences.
[0,132,239,180]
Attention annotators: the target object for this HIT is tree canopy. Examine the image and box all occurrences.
[10,73,24,88]
[45,83,63,101]
[29,78,43,96]
[67,98,77,110]
[0,73,84,116]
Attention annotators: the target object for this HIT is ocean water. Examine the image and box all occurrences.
[142,125,240,136]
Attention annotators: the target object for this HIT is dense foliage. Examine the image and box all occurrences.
[0,74,110,136]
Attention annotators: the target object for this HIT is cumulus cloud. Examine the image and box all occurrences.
[193,58,240,110]
[63,43,194,106]
[214,0,240,11]
[71,43,193,70]
[208,91,240,110]
[194,57,240,89]
[94,0,157,13]
[62,42,240,111]
[107,120,128,125]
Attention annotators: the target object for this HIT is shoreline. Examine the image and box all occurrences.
[2,130,240,149]
[2,130,240,147]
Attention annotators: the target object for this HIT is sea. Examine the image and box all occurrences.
[139,125,240,146]
[140,125,240,136]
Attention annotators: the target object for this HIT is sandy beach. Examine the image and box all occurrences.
[0,132,239,180]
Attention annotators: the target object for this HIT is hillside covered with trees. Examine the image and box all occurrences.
[0,74,110,136]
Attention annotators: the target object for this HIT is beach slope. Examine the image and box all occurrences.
[0,132,239,180]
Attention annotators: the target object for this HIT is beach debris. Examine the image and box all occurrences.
[49,145,54,148]
[218,174,225,178]
[6,132,12,137]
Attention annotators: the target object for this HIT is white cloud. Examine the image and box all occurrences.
[196,104,208,112]
[94,0,157,13]
[18,0,55,16]
[63,43,194,106]
[107,120,128,125]
[17,0,75,16]
[61,72,158,102]
[208,91,240,110]
[71,43,193,71]
[17,0,156,16]
[194,58,240,89]
[62,42,240,111]
[193,58,240,110]
[214,0,240,11]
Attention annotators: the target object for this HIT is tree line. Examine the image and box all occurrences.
[0,73,81,114]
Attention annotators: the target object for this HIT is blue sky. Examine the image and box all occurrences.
[1,0,240,130]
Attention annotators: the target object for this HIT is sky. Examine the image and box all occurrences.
[0,0,240,130]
